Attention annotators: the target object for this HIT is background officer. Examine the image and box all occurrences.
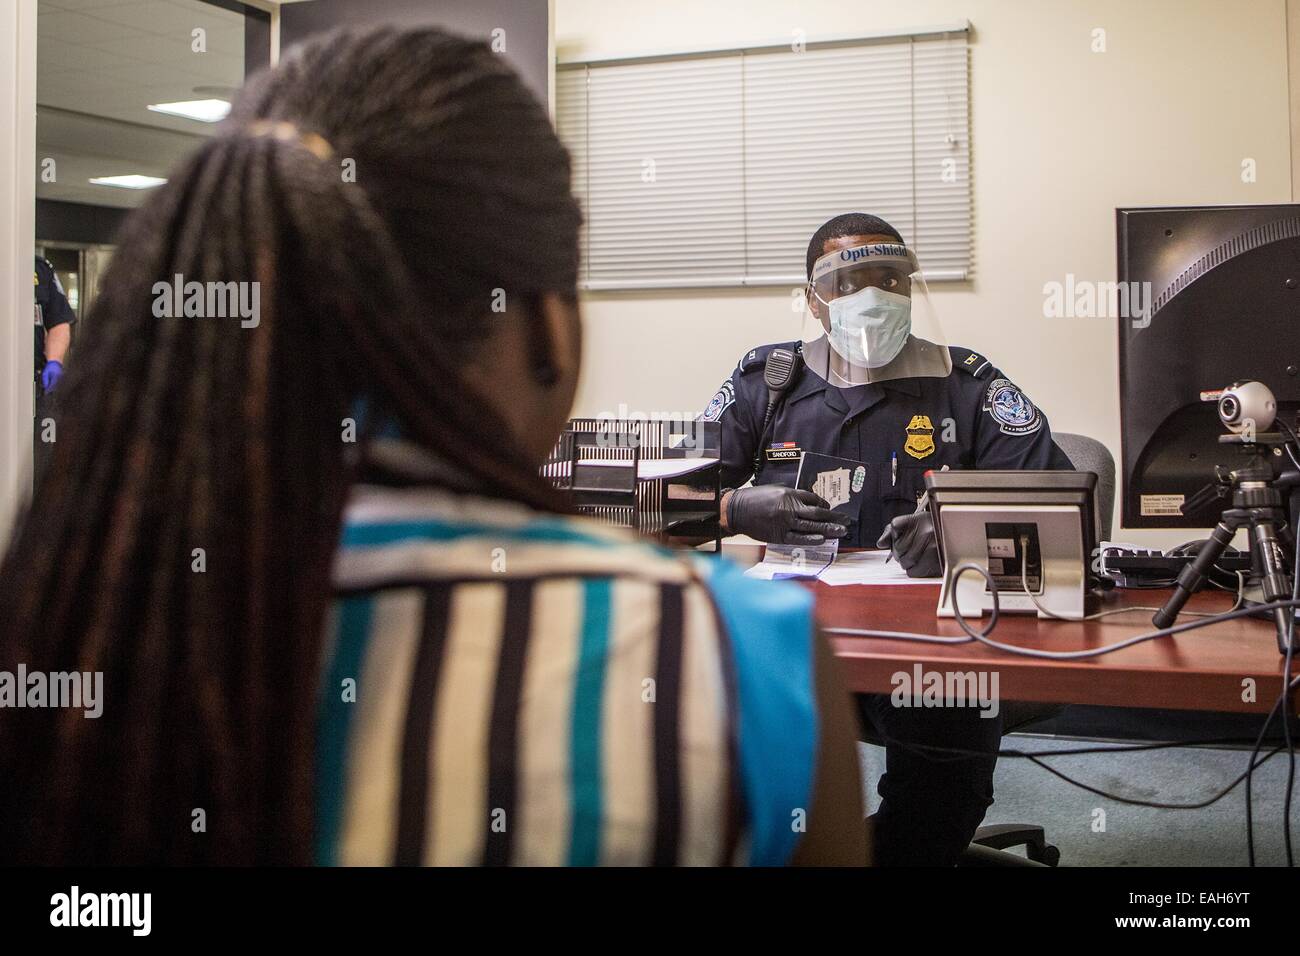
[703,212,1074,865]
[34,255,75,396]
[34,255,76,485]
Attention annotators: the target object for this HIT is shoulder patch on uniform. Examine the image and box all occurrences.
[950,346,993,379]
[702,380,736,422]
[983,378,1042,436]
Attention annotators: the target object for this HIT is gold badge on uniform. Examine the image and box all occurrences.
[904,414,936,459]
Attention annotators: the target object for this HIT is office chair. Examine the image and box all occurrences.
[958,432,1115,866]
[958,696,1064,867]
[1052,432,1116,541]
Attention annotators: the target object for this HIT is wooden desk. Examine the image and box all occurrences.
[814,583,1297,715]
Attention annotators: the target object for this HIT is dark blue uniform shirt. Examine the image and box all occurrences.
[703,342,1075,546]
[34,257,76,376]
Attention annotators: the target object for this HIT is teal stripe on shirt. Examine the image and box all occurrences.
[314,594,375,866]
[342,517,617,550]
[567,577,613,867]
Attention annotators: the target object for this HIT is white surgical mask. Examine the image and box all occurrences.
[827,286,912,368]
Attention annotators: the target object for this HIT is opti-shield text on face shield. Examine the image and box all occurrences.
[827,285,912,368]
[801,238,952,386]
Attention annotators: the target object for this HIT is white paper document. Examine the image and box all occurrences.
[744,548,939,585]
[552,457,720,480]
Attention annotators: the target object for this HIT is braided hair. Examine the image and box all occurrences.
[0,26,582,864]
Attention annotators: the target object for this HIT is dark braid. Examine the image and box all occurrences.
[0,26,582,864]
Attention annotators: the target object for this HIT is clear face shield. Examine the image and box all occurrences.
[800,241,952,386]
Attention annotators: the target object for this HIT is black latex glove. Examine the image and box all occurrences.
[876,509,942,578]
[726,485,848,546]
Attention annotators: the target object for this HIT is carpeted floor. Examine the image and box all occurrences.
[859,735,1298,866]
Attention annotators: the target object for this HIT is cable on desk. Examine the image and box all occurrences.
[1268,417,1300,864]
[1016,537,1245,622]
[1013,476,1291,859]
[827,562,1300,662]
[1274,418,1300,865]
[830,551,1300,856]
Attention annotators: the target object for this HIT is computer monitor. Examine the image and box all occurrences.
[1117,204,1300,529]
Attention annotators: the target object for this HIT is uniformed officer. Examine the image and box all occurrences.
[34,256,75,395]
[33,256,76,485]
[703,212,1074,866]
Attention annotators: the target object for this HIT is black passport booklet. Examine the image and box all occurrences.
[793,451,869,524]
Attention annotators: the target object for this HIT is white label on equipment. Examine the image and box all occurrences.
[987,538,1016,558]
[1140,493,1185,516]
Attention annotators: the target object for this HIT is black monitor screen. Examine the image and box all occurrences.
[1117,204,1300,529]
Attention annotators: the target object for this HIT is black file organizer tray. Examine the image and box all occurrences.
[542,419,722,544]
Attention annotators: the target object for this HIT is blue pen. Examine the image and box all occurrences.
[891,451,897,487]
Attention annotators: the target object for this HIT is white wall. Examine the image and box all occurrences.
[0,0,38,549]
[556,0,1293,545]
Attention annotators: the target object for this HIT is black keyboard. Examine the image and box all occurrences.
[1104,553,1252,575]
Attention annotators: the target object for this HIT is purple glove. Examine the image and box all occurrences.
[41,359,63,392]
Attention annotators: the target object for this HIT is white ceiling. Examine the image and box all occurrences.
[37,0,250,209]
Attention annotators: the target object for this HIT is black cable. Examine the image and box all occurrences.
[830,564,1300,660]
[838,549,1300,854]
[1278,420,1300,865]
[1018,746,1284,811]
[937,734,1299,762]
[1279,474,1298,865]
[1281,613,1295,866]
[867,720,1297,810]
[1243,428,1300,865]
[1247,689,1287,864]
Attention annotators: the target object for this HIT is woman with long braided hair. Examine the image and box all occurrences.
[0,26,864,866]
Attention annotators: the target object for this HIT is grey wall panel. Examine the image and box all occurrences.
[280,0,549,105]
[36,199,128,247]
[243,4,272,79]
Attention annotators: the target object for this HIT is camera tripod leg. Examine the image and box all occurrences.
[1152,520,1238,630]
[1248,519,1298,654]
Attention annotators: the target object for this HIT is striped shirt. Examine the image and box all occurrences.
[315,483,818,866]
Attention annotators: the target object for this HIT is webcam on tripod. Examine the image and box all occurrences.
[1154,382,1299,653]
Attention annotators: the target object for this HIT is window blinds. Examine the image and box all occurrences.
[556,26,971,290]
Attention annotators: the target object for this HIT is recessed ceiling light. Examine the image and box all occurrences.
[88,175,167,190]
[147,98,231,123]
